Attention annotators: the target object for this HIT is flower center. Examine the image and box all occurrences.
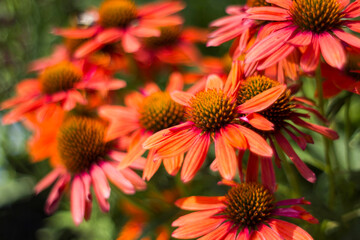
[57,117,112,173]
[189,89,237,132]
[139,91,185,132]
[40,62,82,94]
[99,0,137,28]
[247,0,271,7]
[224,182,275,228]
[290,0,343,33]
[238,75,294,125]
[145,26,181,48]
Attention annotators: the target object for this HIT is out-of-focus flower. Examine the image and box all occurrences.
[245,0,360,72]
[54,0,185,57]
[1,61,126,124]
[236,75,339,184]
[172,181,317,239]
[143,62,286,182]
[135,25,207,68]
[34,116,146,225]
[99,72,191,180]
[322,49,360,98]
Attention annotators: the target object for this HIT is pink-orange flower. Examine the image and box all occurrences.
[99,72,194,180]
[235,75,339,184]
[172,181,317,239]
[143,62,287,182]
[245,0,360,72]
[54,0,185,57]
[1,61,125,124]
[34,116,146,225]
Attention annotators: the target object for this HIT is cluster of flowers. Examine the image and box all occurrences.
[3,0,360,239]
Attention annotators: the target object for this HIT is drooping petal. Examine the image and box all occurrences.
[45,173,71,214]
[268,219,314,240]
[181,134,211,182]
[120,168,147,191]
[172,218,225,239]
[257,224,283,240]
[288,31,312,46]
[198,221,232,240]
[95,28,123,44]
[163,154,184,176]
[166,72,184,92]
[246,152,259,183]
[122,33,141,53]
[291,116,339,139]
[214,133,237,180]
[81,173,92,221]
[221,124,247,149]
[142,149,162,181]
[100,161,135,194]
[343,0,360,18]
[90,164,111,199]
[266,0,292,9]
[53,27,99,38]
[241,113,274,131]
[70,175,85,226]
[74,39,103,58]
[261,157,276,193]
[333,28,360,48]
[34,168,63,194]
[246,7,290,21]
[275,132,316,183]
[319,32,345,70]
[300,35,320,73]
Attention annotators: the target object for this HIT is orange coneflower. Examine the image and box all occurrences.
[54,0,185,57]
[245,0,360,72]
[235,75,339,185]
[1,61,126,124]
[34,116,146,225]
[99,72,195,180]
[143,63,287,182]
[172,180,317,239]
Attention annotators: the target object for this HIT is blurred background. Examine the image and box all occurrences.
[1,0,360,239]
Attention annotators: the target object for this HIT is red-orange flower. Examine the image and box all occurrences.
[143,62,286,182]
[34,116,146,225]
[172,181,317,239]
[54,0,185,57]
[245,0,360,72]
[1,61,125,124]
[235,75,339,185]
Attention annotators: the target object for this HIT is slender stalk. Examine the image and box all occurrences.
[315,66,335,208]
[344,95,352,170]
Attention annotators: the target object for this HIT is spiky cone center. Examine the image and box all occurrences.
[247,0,271,7]
[238,75,294,126]
[99,0,137,28]
[40,62,82,94]
[57,117,112,173]
[139,91,185,132]
[224,182,275,228]
[189,89,237,132]
[289,0,344,33]
[145,25,182,48]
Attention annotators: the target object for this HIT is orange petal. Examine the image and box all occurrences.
[221,124,247,149]
[175,196,225,210]
[205,74,224,90]
[172,209,222,227]
[214,134,237,180]
[236,125,273,157]
[268,219,314,240]
[166,72,184,92]
[142,149,162,181]
[171,91,194,107]
[181,134,211,182]
[243,113,274,131]
[238,85,286,114]
[163,154,184,176]
[172,218,224,239]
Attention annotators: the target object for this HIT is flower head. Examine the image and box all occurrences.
[245,0,360,72]
[1,61,126,124]
[34,115,146,225]
[237,74,339,184]
[54,0,185,56]
[143,62,285,182]
[172,181,317,239]
[99,72,189,180]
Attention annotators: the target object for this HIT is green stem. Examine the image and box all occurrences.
[344,95,352,170]
[315,66,335,208]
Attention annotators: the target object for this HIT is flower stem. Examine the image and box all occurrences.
[315,66,335,208]
[344,95,352,170]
